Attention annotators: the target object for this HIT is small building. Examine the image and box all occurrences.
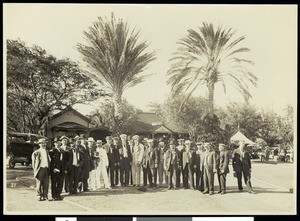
[128,112,188,140]
[44,106,111,146]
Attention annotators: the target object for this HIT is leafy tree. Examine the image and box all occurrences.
[167,22,258,112]
[151,94,209,142]
[7,39,103,134]
[89,99,138,135]
[77,13,156,135]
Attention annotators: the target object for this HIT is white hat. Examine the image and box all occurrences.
[74,135,80,140]
[177,138,185,142]
[147,139,154,143]
[120,134,127,139]
[132,135,139,140]
[87,137,95,142]
[185,140,191,144]
[38,138,47,144]
[60,135,69,141]
[96,140,103,144]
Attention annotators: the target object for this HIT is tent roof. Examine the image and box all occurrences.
[230,131,255,144]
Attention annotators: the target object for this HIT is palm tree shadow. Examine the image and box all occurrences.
[225,186,292,194]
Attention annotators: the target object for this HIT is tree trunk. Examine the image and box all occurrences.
[112,92,123,136]
[207,82,215,113]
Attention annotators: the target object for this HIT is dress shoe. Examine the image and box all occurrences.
[217,190,222,194]
[39,197,45,201]
[202,190,209,194]
[167,186,172,190]
[249,190,257,194]
[221,191,226,195]
[209,191,214,195]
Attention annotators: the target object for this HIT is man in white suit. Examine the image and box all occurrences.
[131,135,144,186]
[95,140,110,189]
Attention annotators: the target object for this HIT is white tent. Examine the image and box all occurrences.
[230,131,255,145]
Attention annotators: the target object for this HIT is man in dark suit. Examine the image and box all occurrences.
[175,139,185,188]
[107,137,120,187]
[202,142,217,195]
[164,140,180,190]
[232,140,256,194]
[142,139,158,188]
[78,134,93,192]
[194,142,202,191]
[49,137,65,200]
[217,143,230,194]
[181,140,195,190]
[68,137,84,194]
[31,138,51,201]
[60,135,70,193]
[119,134,132,187]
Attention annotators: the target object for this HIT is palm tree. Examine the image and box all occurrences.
[77,13,156,134]
[167,22,258,113]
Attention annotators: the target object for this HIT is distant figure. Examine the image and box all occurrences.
[273,148,279,162]
[232,140,256,194]
[32,138,51,201]
[265,146,270,161]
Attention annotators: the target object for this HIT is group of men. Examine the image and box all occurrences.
[31,133,256,201]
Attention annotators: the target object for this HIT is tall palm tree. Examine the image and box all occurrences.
[77,13,156,134]
[167,22,258,113]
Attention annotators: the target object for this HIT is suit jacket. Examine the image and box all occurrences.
[232,148,251,173]
[182,149,195,169]
[203,151,217,172]
[194,150,201,172]
[49,147,65,174]
[67,147,84,172]
[119,143,132,165]
[219,150,230,174]
[176,145,185,168]
[132,143,144,165]
[164,148,180,172]
[31,148,51,178]
[107,144,120,169]
[157,147,168,164]
[79,144,94,172]
[143,147,158,169]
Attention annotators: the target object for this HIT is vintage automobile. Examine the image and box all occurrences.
[6,132,46,169]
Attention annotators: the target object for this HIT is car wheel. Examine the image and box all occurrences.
[9,159,15,169]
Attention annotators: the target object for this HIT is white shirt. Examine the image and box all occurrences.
[99,148,108,167]
[122,143,128,158]
[72,149,78,166]
[40,149,49,168]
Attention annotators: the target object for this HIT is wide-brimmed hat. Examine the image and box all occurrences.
[96,140,103,144]
[38,138,47,144]
[185,140,191,144]
[147,139,154,143]
[74,135,80,140]
[120,134,127,139]
[132,135,139,140]
[112,137,119,141]
[53,137,60,143]
[87,137,95,142]
[60,135,69,141]
[105,136,112,140]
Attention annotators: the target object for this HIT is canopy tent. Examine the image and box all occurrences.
[230,131,255,145]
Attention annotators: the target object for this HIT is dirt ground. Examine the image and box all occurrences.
[4,161,296,215]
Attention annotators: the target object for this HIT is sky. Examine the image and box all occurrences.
[3,4,297,116]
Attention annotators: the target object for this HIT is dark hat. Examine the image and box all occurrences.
[53,137,60,143]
